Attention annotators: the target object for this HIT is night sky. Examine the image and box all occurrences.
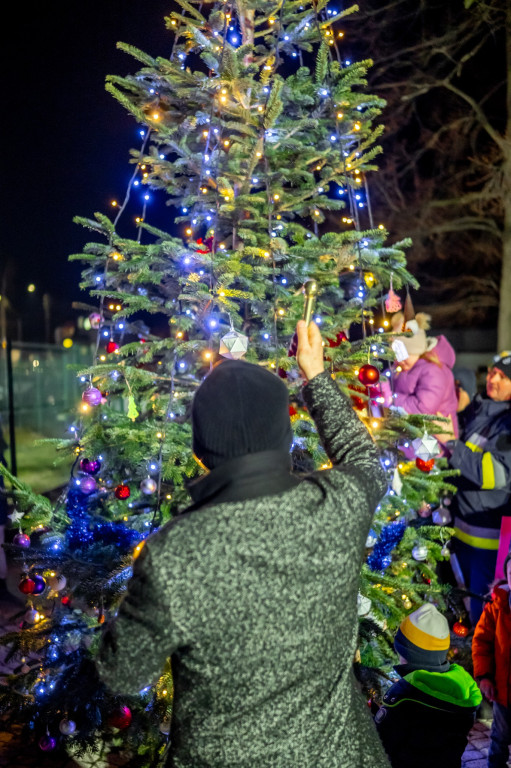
[3,1,176,338]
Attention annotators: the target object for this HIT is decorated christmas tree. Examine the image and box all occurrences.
[0,0,459,762]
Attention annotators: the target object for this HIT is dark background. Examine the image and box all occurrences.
[2,1,176,339]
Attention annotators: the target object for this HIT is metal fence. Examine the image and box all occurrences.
[0,341,94,473]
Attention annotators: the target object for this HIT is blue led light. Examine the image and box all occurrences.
[330,135,337,142]
[209,319,217,328]
[103,330,109,336]
[140,130,145,137]
[134,180,140,186]
[281,278,287,284]
[263,333,270,340]
[144,194,150,201]
[182,207,188,213]
[314,316,322,324]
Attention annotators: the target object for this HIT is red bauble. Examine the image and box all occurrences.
[106,340,119,354]
[289,405,298,417]
[196,236,214,254]
[326,331,348,348]
[108,705,132,730]
[19,577,35,594]
[358,364,380,386]
[61,595,71,606]
[416,457,435,473]
[348,384,367,411]
[114,483,131,500]
[453,621,469,637]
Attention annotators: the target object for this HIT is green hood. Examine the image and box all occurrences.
[404,664,482,708]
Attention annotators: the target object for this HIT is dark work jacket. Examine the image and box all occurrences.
[449,394,511,531]
[375,664,481,768]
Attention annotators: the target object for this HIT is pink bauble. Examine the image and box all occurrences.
[80,458,101,474]
[88,312,102,329]
[80,476,97,494]
[13,533,31,548]
[108,705,132,729]
[82,387,102,406]
[39,734,57,751]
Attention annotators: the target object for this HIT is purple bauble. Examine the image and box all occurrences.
[32,575,46,595]
[80,476,97,494]
[59,718,76,735]
[82,387,102,406]
[13,532,31,548]
[39,734,57,751]
[80,457,101,475]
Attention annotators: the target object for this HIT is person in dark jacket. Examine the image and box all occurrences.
[375,603,481,768]
[446,352,511,626]
[472,551,511,768]
[97,320,390,768]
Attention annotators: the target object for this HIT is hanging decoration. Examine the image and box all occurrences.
[358,364,380,386]
[385,275,402,313]
[219,316,249,360]
[80,458,101,475]
[114,483,131,500]
[82,387,102,407]
[416,457,435,473]
[13,532,31,548]
[140,477,157,495]
[412,543,428,561]
[412,432,440,462]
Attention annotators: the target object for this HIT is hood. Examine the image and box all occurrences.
[430,335,456,368]
[404,664,482,708]
[490,582,511,609]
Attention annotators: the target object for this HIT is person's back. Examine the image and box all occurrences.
[97,321,391,767]
[375,604,481,768]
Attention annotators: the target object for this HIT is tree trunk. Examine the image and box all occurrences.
[498,3,511,351]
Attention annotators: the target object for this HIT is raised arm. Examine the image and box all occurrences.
[296,320,387,507]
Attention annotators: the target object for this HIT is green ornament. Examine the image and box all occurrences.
[127,395,139,421]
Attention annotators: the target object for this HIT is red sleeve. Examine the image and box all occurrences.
[472,602,497,680]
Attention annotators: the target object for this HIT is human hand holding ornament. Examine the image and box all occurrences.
[296,320,324,382]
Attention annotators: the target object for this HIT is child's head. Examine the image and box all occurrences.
[394,603,450,673]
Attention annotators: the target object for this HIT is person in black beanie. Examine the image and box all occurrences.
[98,320,390,768]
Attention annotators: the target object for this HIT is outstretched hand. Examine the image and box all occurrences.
[296,320,325,382]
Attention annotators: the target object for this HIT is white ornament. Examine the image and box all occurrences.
[365,532,377,548]
[159,720,171,735]
[219,329,249,360]
[432,506,452,526]
[8,509,24,524]
[24,609,40,624]
[391,468,403,495]
[412,544,428,562]
[441,543,451,557]
[357,593,372,617]
[59,718,76,735]
[47,574,67,592]
[140,477,157,495]
[412,432,440,461]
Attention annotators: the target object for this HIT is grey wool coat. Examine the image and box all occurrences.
[97,372,391,767]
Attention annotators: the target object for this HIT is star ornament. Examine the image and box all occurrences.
[219,329,249,360]
[8,509,25,524]
[412,432,441,462]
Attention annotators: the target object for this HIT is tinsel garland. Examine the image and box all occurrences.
[366,520,406,572]
[65,488,143,550]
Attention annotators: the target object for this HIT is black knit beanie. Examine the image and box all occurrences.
[191,360,293,469]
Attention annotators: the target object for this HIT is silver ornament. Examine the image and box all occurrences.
[432,506,452,526]
[59,718,76,735]
[140,477,157,494]
[391,468,403,495]
[412,432,440,461]
[365,533,377,548]
[412,544,428,562]
[441,543,451,557]
[219,329,248,360]
[159,720,171,735]
[24,609,40,624]
[357,593,372,617]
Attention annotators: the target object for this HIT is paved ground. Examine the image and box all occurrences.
[0,590,504,767]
